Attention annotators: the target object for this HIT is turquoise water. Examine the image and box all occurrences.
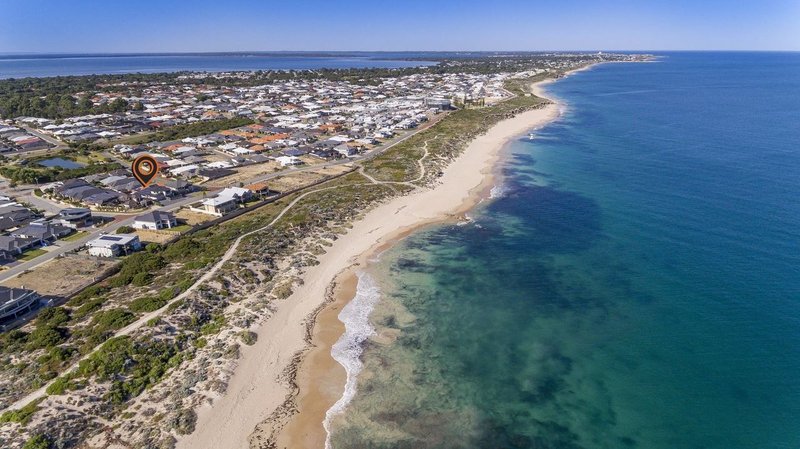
[329,53,800,449]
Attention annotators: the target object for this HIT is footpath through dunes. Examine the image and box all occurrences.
[246,79,563,449]
[0,93,452,416]
[1,69,563,449]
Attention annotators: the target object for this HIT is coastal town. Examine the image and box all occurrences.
[0,52,650,449]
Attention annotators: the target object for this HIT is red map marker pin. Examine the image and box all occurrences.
[131,154,159,187]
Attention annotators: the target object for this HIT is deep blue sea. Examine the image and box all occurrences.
[0,52,436,79]
[329,52,800,449]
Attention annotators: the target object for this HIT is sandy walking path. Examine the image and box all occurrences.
[177,79,562,449]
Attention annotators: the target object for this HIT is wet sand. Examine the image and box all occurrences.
[275,80,565,448]
[177,76,563,449]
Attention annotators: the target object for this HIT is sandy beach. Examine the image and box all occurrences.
[176,78,562,449]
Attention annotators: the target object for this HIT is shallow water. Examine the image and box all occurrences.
[329,52,800,449]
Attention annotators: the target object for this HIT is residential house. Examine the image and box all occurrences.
[275,156,302,167]
[133,211,177,230]
[87,234,142,257]
[245,182,278,197]
[192,187,252,216]
[0,236,24,255]
[0,287,41,322]
[57,208,92,227]
[12,221,72,244]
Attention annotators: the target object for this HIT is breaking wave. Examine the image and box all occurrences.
[323,271,381,449]
[489,183,509,199]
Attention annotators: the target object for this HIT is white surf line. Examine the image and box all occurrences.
[322,271,381,449]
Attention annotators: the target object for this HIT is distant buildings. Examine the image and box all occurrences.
[424,97,452,110]
[0,123,53,154]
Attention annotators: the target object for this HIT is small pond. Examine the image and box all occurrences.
[38,158,85,169]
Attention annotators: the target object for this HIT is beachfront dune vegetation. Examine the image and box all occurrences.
[0,67,574,448]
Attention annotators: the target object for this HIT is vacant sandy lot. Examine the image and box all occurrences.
[134,229,180,244]
[2,256,118,297]
[269,165,354,192]
[204,162,282,188]
[175,209,216,226]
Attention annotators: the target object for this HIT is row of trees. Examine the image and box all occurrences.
[128,116,254,144]
[0,55,562,119]
[0,93,142,120]
[0,161,122,185]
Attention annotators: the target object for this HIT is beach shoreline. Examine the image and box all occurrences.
[271,76,569,448]
[176,71,569,449]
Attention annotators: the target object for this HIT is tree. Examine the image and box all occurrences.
[116,225,134,234]
[78,95,94,111]
[107,97,128,113]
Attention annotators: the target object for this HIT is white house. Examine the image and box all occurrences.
[170,164,199,177]
[87,234,142,257]
[132,211,177,230]
[334,143,358,158]
[190,187,253,216]
[275,156,303,167]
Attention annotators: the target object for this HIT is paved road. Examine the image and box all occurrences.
[0,112,447,282]
[237,112,447,187]
[0,193,204,283]
[19,125,69,151]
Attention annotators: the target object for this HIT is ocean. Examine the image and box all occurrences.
[0,52,436,79]
[328,52,800,449]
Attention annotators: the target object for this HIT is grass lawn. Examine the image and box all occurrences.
[61,231,88,242]
[18,248,48,261]
[169,224,193,233]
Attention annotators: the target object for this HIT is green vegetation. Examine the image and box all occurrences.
[76,336,182,405]
[45,375,74,395]
[24,308,72,351]
[0,161,122,185]
[199,314,226,335]
[0,86,129,119]
[37,307,71,328]
[89,309,136,334]
[22,434,52,449]
[18,248,47,261]
[71,296,105,319]
[110,251,167,287]
[66,284,108,308]
[60,230,88,242]
[0,398,43,426]
[129,295,169,313]
[119,117,254,145]
[72,308,136,353]
[116,225,135,234]
[239,331,257,346]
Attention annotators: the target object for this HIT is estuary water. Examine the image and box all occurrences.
[329,52,800,449]
[0,52,435,79]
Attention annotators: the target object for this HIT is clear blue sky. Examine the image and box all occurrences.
[1,0,798,53]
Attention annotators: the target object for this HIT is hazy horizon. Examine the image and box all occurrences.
[2,0,798,53]
[0,50,797,58]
